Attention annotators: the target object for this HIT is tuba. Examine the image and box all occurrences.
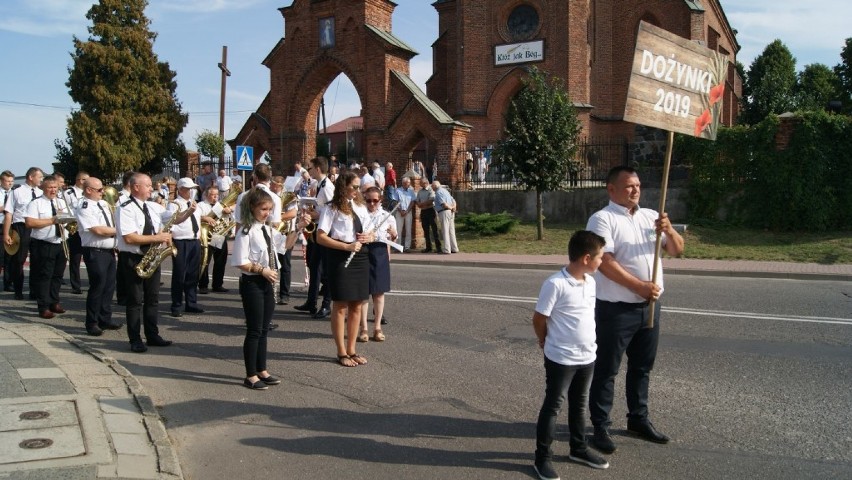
[135,202,181,279]
[103,186,119,214]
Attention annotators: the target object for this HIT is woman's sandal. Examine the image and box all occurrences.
[357,330,369,343]
[348,353,368,365]
[373,330,385,342]
[337,355,358,367]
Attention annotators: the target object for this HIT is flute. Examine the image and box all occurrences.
[344,203,399,268]
[268,224,279,300]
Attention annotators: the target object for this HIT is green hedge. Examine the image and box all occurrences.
[678,111,852,231]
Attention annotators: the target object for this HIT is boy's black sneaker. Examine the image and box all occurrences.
[568,449,610,470]
[592,426,616,453]
[533,460,560,480]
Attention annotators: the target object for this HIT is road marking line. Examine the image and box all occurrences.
[387,290,852,326]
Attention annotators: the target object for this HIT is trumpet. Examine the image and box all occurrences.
[135,202,181,279]
[281,196,318,250]
[58,188,79,236]
[54,213,76,259]
[276,192,298,233]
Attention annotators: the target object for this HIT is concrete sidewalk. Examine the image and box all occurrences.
[0,316,182,479]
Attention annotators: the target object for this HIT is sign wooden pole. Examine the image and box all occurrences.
[647,130,674,329]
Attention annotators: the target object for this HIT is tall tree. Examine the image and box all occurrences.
[741,40,797,124]
[795,63,841,112]
[834,38,852,113]
[60,0,187,181]
[493,67,582,240]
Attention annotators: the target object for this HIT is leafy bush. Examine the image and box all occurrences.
[678,111,852,231]
[457,212,519,236]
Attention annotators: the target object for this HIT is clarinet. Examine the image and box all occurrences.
[267,224,279,300]
[344,203,399,268]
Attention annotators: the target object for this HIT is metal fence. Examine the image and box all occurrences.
[454,138,629,191]
[156,155,235,183]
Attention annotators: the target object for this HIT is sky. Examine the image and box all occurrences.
[0,0,849,177]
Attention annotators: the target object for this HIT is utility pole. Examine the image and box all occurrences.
[218,46,231,171]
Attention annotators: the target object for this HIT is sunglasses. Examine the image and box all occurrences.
[365,199,380,204]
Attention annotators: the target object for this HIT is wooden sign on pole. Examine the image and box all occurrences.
[623,22,729,328]
[624,21,729,140]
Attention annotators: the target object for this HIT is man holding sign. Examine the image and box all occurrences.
[586,166,684,453]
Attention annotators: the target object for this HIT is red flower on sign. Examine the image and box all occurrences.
[694,109,712,137]
[709,84,725,105]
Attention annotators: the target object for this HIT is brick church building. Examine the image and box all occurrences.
[232,0,741,184]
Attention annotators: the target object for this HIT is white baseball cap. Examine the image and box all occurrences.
[177,177,199,189]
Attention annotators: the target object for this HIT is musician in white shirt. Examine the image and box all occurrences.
[76,176,123,335]
[25,175,66,319]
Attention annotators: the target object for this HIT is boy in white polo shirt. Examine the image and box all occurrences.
[533,230,608,479]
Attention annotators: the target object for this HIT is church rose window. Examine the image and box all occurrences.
[507,4,539,41]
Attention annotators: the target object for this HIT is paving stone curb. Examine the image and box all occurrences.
[7,318,183,480]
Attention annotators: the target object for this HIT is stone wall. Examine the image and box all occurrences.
[454,187,688,224]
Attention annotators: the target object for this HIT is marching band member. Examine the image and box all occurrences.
[0,170,14,291]
[316,170,375,367]
[24,175,68,319]
[76,177,123,336]
[3,167,43,300]
[358,187,397,343]
[232,164,282,229]
[197,186,231,294]
[232,187,280,390]
[63,171,89,294]
[165,178,204,317]
[116,173,187,353]
[295,156,334,319]
[269,176,298,305]
[115,170,136,306]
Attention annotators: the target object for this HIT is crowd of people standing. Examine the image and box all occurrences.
[0,158,457,370]
[0,160,684,478]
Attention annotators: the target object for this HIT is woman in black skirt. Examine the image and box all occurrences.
[359,186,397,343]
[316,171,375,367]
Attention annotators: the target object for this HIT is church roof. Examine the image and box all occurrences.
[365,24,418,56]
[390,70,471,128]
[325,116,363,134]
[683,0,705,12]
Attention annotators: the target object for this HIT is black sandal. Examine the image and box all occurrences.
[337,355,357,367]
[348,354,367,365]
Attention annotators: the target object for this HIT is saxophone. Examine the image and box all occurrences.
[135,202,182,279]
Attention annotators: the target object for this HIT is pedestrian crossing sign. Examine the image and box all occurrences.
[236,146,254,171]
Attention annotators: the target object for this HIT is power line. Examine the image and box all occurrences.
[0,100,68,110]
[0,99,254,116]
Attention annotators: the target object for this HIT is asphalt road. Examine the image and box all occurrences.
[7,262,851,480]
